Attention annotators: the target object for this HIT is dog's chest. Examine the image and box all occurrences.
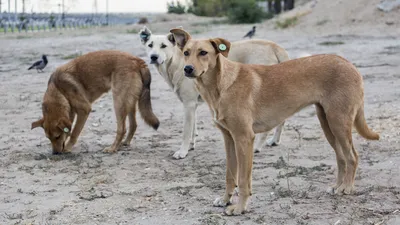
[157,66,175,90]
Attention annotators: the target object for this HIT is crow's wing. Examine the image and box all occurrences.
[243,30,252,38]
[28,60,42,70]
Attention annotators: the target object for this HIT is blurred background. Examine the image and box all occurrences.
[0,0,398,35]
[0,1,399,225]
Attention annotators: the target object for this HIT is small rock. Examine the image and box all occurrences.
[377,0,400,12]
[386,20,395,25]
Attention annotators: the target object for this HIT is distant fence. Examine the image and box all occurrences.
[0,19,107,34]
[0,13,138,34]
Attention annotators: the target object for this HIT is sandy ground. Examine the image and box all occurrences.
[1,2,400,224]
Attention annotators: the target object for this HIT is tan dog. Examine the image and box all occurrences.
[138,26,290,159]
[31,50,160,154]
[170,29,379,215]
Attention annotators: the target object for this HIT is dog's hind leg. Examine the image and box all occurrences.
[104,93,129,153]
[327,112,357,195]
[321,102,358,195]
[315,104,345,194]
[214,125,237,207]
[122,108,137,146]
[266,122,284,146]
[173,103,197,159]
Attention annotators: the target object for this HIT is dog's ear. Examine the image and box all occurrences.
[167,26,184,45]
[210,38,231,58]
[139,26,151,44]
[170,28,191,50]
[31,118,44,130]
[57,118,72,134]
[167,33,176,45]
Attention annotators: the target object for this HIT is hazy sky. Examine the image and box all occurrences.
[1,0,186,13]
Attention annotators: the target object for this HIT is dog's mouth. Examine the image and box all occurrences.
[185,73,196,78]
[150,60,164,65]
[185,71,204,79]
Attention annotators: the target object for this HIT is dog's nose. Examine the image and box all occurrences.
[184,65,194,75]
[150,54,158,61]
[52,151,61,155]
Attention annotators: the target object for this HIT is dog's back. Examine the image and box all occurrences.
[55,51,145,97]
[229,39,290,65]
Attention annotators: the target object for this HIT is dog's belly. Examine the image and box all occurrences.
[252,102,313,133]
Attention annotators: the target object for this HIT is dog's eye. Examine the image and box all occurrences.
[184,51,189,56]
[161,43,167,49]
[148,43,153,48]
[200,51,208,56]
[55,135,61,140]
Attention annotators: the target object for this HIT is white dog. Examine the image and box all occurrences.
[139,26,290,159]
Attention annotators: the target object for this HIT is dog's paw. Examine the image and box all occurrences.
[213,196,230,207]
[189,142,195,151]
[103,147,117,153]
[266,137,280,147]
[122,140,131,146]
[224,204,245,216]
[173,149,188,159]
[334,184,353,195]
[326,183,353,195]
[63,141,74,152]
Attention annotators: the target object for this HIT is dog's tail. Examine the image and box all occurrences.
[274,46,291,63]
[354,105,379,140]
[138,66,160,130]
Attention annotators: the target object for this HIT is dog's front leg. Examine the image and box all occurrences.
[173,103,197,159]
[213,125,237,207]
[225,130,254,216]
[254,131,269,153]
[267,121,285,146]
[64,109,90,152]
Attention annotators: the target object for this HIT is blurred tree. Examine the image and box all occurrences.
[186,0,274,23]
[167,1,186,14]
[228,0,264,23]
[268,0,273,13]
[274,0,281,13]
[285,0,294,10]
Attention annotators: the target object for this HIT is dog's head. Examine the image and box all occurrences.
[169,28,231,79]
[139,26,178,65]
[31,103,72,154]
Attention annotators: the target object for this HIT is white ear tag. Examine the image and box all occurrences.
[63,127,70,133]
[218,44,227,51]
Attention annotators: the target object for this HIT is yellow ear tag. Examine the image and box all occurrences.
[63,128,70,133]
[218,44,227,51]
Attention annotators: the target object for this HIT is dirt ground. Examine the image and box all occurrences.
[1,4,400,225]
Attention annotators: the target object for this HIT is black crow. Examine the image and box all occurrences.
[243,26,256,39]
[28,55,48,73]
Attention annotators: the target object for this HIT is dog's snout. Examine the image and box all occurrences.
[150,54,159,61]
[184,65,194,75]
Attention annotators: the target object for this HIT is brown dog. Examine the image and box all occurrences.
[170,28,379,215]
[31,50,160,154]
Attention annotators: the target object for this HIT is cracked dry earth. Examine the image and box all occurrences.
[0,27,399,225]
